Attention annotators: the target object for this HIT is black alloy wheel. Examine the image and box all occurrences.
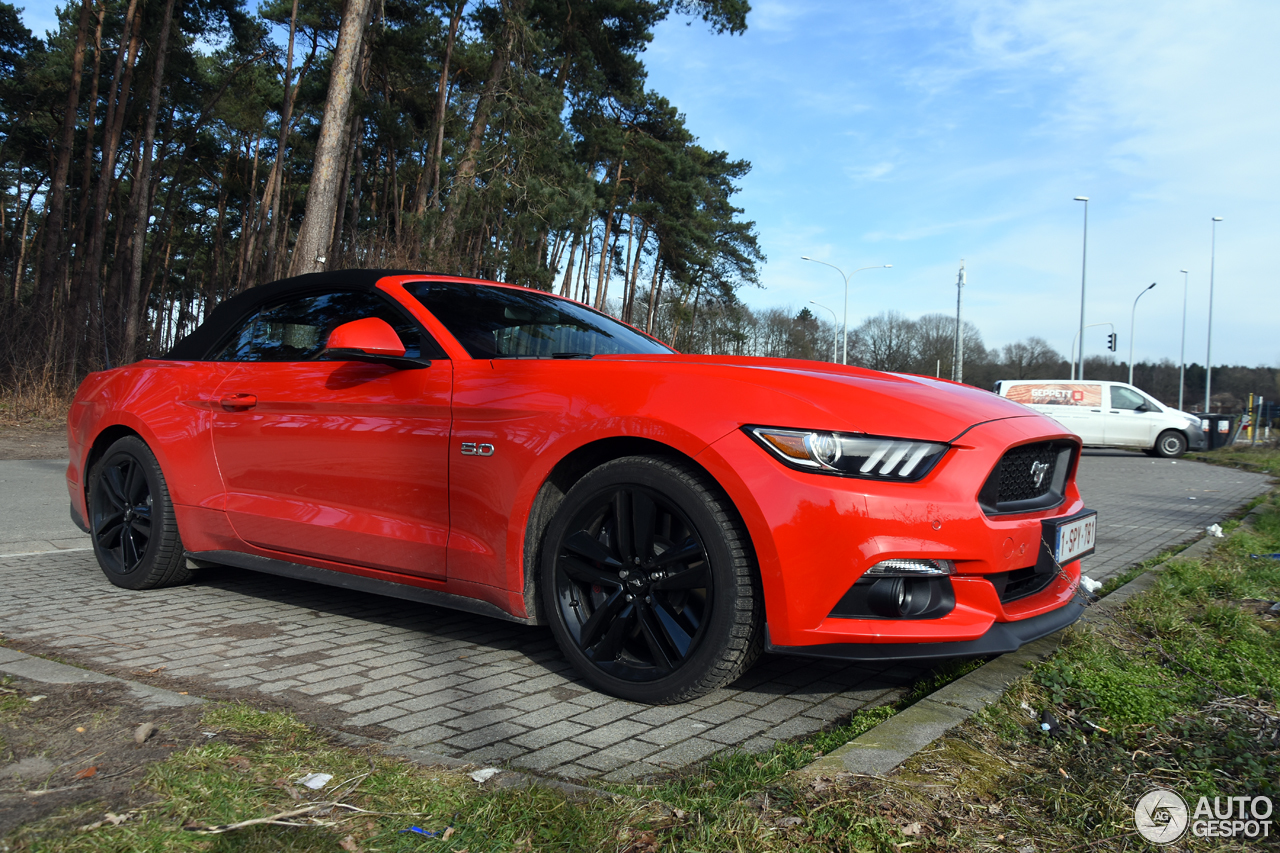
[88,436,190,590]
[541,456,762,703]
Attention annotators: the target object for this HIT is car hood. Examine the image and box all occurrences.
[597,354,1046,442]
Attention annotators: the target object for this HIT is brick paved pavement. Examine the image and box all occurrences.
[1074,450,1272,581]
[0,452,1269,781]
[0,550,923,781]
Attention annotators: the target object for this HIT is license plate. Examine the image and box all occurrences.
[1054,512,1097,564]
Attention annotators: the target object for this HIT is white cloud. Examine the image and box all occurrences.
[845,161,895,182]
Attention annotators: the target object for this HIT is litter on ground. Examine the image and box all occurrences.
[297,772,333,790]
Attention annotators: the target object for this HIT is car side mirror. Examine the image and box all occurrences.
[326,317,406,356]
[325,318,428,369]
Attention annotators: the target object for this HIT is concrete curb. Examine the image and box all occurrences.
[0,644,205,711]
[795,502,1267,781]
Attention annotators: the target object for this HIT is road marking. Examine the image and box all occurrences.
[0,547,94,559]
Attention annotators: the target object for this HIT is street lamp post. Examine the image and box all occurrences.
[1073,197,1089,380]
[1178,269,1189,412]
[808,300,838,363]
[800,258,891,364]
[1205,217,1223,412]
[1070,323,1115,372]
[1128,282,1157,385]
[953,260,966,383]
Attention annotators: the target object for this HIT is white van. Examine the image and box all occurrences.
[992,379,1207,458]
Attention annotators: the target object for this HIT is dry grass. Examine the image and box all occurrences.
[0,374,75,427]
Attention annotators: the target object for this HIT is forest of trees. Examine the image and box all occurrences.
[0,0,761,384]
[733,306,1278,415]
[1,0,1274,419]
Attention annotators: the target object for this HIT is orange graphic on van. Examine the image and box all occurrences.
[1006,383,1102,407]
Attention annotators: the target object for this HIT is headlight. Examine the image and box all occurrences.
[746,426,949,481]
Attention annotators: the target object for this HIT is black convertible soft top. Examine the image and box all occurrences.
[164,269,436,361]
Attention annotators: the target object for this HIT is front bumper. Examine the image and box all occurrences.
[1187,425,1208,451]
[703,415,1089,656]
[766,592,1084,661]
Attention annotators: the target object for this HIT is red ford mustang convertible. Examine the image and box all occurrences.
[67,270,1095,703]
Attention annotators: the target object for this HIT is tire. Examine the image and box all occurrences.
[87,435,190,590]
[540,456,763,704]
[1153,430,1188,458]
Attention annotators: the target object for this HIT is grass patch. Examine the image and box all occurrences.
[0,675,25,762]
[1094,541,1191,597]
[9,658,983,852]
[9,702,636,853]
[0,376,73,427]
[1188,441,1280,476]
[858,488,1280,850]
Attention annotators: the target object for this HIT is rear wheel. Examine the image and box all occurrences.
[87,436,190,590]
[540,456,762,703]
[1153,430,1188,458]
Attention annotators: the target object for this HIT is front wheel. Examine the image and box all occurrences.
[87,435,190,590]
[1153,430,1188,458]
[540,456,762,704]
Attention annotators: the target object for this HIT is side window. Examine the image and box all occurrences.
[213,291,446,362]
[215,311,259,361]
[1110,386,1146,410]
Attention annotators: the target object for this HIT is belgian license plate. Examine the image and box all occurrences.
[1054,512,1097,564]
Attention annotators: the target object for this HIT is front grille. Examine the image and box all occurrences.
[998,443,1059,502]
[978,440,1075,515]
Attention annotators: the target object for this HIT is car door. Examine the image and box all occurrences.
[1106,385,1160,449]
[209,289,452,578]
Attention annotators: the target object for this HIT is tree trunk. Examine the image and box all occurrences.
[433,1,522,256]
[623,218,649,323]
[66,0,106,374]
[592,156,626,308]
[414,0,461,224]
[259,0,303,283]
[76,0,141,320]
[121,0,177,363]
[289,0,374,276]
[645,257,662,334]
[71,0,105,278]
[36,0,93,315]
[13,199,31,303]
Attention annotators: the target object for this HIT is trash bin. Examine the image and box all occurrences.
[1189,414,1238,449]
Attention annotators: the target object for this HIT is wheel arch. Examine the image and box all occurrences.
[1154,427,1190,458]
[519,435,755,625]
[82,424,145,504]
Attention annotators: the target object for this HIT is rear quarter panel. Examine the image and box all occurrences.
[68,361,237,523]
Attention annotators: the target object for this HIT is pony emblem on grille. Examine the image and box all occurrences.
[1030,460,1050,489]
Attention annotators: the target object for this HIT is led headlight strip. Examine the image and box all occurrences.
[746,426,949,482]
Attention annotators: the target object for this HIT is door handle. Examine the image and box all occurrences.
[219,393,257,411]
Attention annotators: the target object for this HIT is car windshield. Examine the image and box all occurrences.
[405,281,674,359]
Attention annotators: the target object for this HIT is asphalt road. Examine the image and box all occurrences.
[0,451,1270,781]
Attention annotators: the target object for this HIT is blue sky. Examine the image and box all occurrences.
[645,0,1280,369]
[19,1,1279,368]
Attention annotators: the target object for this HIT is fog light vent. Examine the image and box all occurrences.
[829,575,956,621]
[865,558,955,577]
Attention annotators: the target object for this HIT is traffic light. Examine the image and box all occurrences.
[1106,333,1117,352]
